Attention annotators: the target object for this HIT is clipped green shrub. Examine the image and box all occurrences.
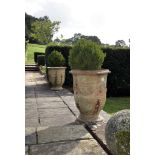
[103,48,130,96]
[37,55,45,66]
[47,50,65,67]
[69,39,106,70]
[34,52,45,63]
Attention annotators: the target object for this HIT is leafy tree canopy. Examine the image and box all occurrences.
[25,13,60,44]
[63,33,101,45]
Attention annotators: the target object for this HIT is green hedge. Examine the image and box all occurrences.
[34,52,45,63]
[45,44,130,96]
[37,55,45,66]
[102,48,130,96]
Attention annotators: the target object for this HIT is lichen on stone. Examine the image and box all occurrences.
[105,109,130,155]
[115,131,130,155]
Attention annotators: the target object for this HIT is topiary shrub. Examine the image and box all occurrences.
[47,50,65,67]
[37,55,45,66]
[69,39,106,70]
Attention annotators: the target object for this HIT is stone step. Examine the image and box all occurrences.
[25,65,39,71]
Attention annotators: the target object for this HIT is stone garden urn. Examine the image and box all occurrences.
[47,50,66,90]
[71,69,110,122]
[48,67,66,90]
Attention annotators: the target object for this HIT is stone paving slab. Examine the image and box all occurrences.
[25,98,36,103]
[25,103,37,110]
[86,111,111,146]
[100,111,111,123]
[37,125,93,144]
[25,146,28,155]
[30,139,107,155]
[38,108,73,118]
[35,91,57,97]
[25,127,36,144]
[25,109,38,119]
[36,97,62,103]
[25,93,35,98]
[25,118,39,127]
[37,101,67,109]
[39,114,76,126]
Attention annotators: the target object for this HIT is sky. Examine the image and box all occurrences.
[25,0,130,45]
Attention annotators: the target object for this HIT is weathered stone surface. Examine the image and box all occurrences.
[35,91,57,97]
[25,98,36,103]
[30,139,107,155]
[25,93,35,98]
[39,114,76,126]
[25,119,39,127]
[105,109,130,155]
[38,108,73,118]
[87,122,107,145]
[86,110,111,146]
[25,127,37,144]
[47,67,66,90]
[37,125,92,143]
[37,101,67,109]
[100,110,111,123]
[36,97,62,103]
[25,145,29,155]
[25,103,37,110]
[57,89,80,117]
[25,109,38,119]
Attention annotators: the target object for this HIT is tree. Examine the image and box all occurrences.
[63,33,101,44]
[30,16,60,44]
[115,40,126,47]
[25,13,37,42]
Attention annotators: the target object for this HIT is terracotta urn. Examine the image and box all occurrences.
[71,69,110,123]
[47,67,66,90]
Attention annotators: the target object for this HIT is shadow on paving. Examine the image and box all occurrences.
[25,83,51,90]
[26,124,108,155]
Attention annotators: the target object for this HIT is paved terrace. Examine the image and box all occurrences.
[25,71,111,155]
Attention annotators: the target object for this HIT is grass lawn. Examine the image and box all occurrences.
[25,43,46,64]
[103,97,130,115]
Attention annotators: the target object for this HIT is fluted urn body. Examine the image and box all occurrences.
[71,69,110,123]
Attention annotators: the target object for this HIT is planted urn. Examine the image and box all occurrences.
[69,39,110,123]
[47,50,66,90]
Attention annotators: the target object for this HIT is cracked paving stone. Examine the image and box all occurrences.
[39,114,76,126]
[25,119,39,127]
[37,101,67,109]
[25,127,37,144]
[30,139,107,155]
[38,108,73,118]
[37,125,93,143]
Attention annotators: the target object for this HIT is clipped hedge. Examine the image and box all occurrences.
[37,55,45,66]
[102,48,130,96]
[34,52,45,63]
[45,44,130,96]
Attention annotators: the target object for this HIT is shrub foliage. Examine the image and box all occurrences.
[37,55,45,66]
[47,50,65,67]
[69,39,106,70]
